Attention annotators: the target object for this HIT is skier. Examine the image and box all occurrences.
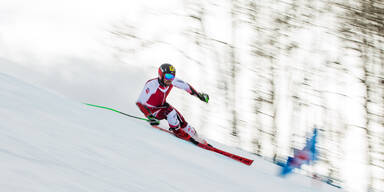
[136,63,209,144]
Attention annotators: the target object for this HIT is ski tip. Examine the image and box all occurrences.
[245,160,254,166]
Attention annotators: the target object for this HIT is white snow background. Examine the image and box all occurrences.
[0,72,344,192]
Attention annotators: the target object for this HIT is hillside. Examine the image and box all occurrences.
[0,73,342,192]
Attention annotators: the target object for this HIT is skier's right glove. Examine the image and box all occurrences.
[147,114,160,126]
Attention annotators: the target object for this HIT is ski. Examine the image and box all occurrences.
[151,125,254,166]
[196,143,254,166]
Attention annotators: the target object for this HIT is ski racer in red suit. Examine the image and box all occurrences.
[136,63,209,143]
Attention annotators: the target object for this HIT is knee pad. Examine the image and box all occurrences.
[167,109,180,127]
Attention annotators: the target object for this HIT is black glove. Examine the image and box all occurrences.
[147,114,160,125]
[198,92,209,103]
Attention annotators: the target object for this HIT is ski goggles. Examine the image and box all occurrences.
[164,73,175,80]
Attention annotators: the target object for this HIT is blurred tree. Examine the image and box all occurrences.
[246,0,281,158]
[228,0,240,142]
[245,0,264,156]
[181,0,210,132]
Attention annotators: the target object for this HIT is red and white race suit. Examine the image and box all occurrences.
[136,78,201,139]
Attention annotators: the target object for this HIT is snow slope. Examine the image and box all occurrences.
[0,72,343,192]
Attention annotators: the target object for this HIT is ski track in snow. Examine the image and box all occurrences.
[0,72,344,192]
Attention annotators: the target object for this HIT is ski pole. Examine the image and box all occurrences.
[84,103,149,122]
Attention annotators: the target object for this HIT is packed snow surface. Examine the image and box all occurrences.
[0,73,343,192]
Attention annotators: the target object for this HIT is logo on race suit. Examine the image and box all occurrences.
[146,88,150,94]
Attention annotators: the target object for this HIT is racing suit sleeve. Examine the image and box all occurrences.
[172,78,201,97]
[136,80,157,117]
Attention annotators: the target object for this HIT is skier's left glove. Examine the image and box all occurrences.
[147,114,160,126]
[198,92,209,103]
